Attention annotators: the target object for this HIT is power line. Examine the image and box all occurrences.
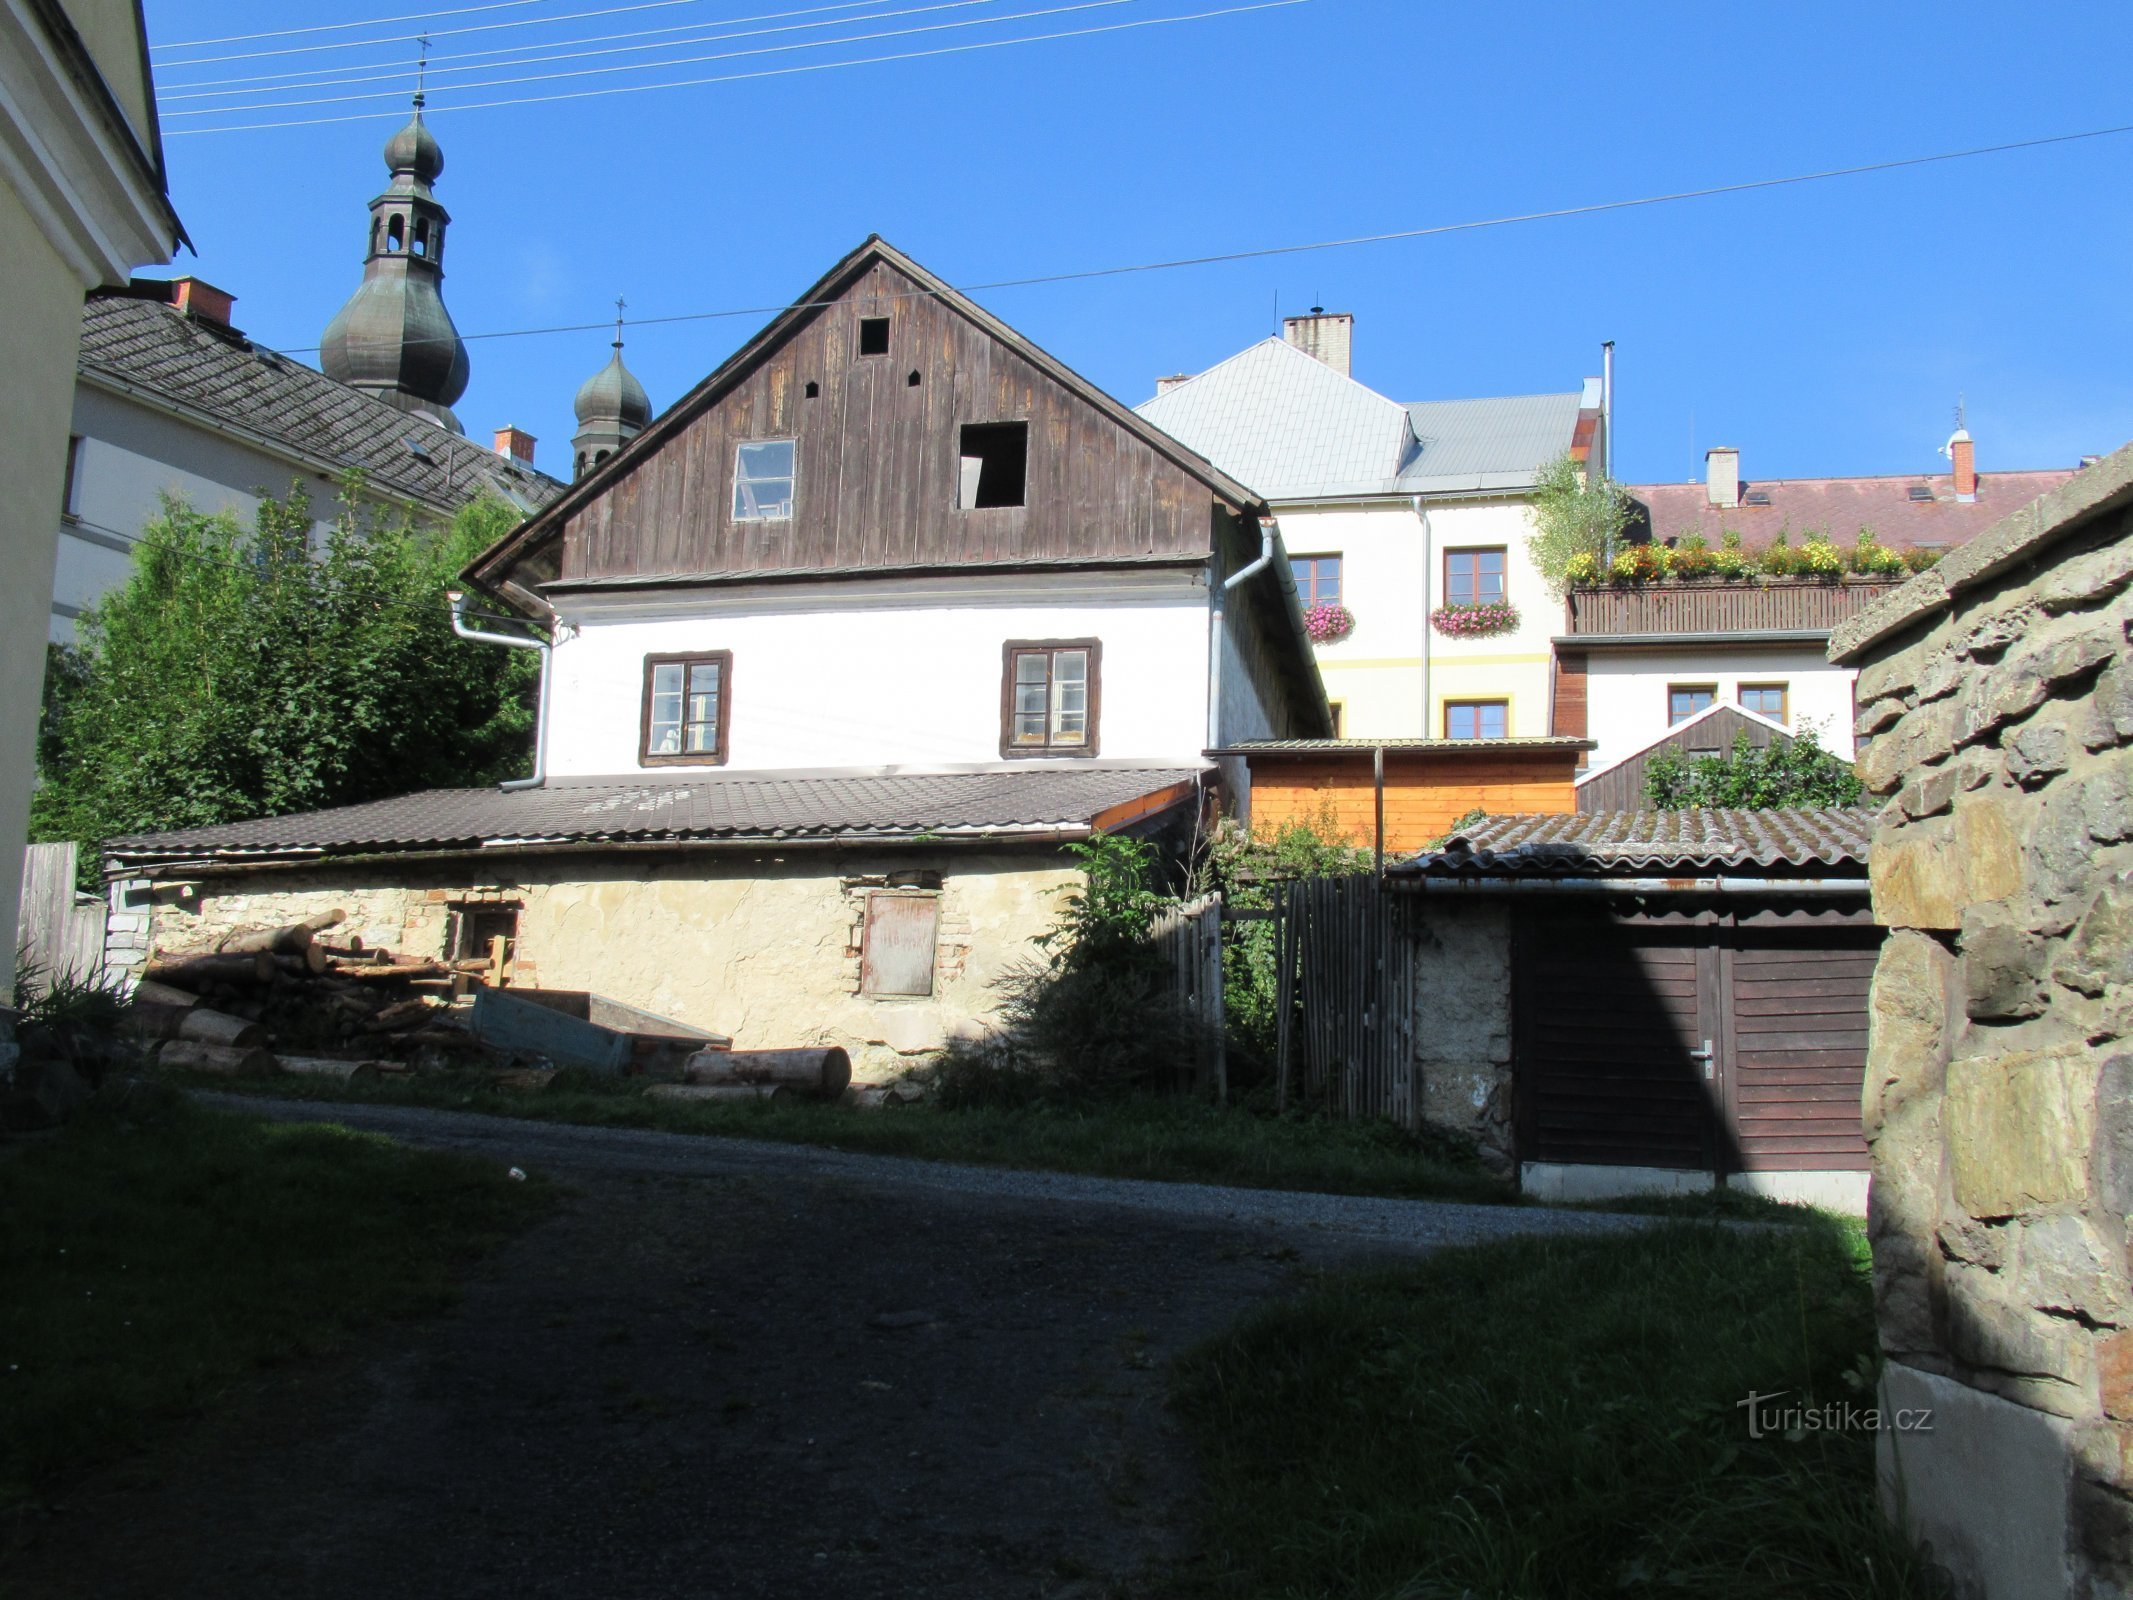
[167,0,1306,132]
[156,0,899,94]
[247,117,2133,358]
[159,0,1061,108]
[153,0,559,52]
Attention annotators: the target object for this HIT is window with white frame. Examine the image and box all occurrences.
[732,439,795,521]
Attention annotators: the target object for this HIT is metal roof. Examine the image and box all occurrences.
[79,289,564,517]
[1134,340,1583,501]
[1391,807,1872,876]
[105,764,1207,870]
[1398,392,1585,495]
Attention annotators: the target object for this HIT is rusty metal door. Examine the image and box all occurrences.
[861,893,940,997]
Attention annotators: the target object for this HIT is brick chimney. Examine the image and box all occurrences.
[1948,427,1976,502]
[492,425,537,468]
[170,277,235,328]
[1705,445,1740,509]
[1282,308,1353,377]
[1155,374,1194,395]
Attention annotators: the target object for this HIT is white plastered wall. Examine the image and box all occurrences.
[1583,646,1859,772]
[545,570,1214,775]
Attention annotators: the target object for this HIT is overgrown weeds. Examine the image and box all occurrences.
[1171,1215,1942,1599]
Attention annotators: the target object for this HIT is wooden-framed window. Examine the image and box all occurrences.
[1738,682,1789,723]
[1444,699,1507,740]
[1444,547,1507,606]
[1668,683,1717,725]
[731,439,795,522]
[861,892,938,997]
[1001,639,1100,757]
[640,652,732,766]
[1293,554,1342,606]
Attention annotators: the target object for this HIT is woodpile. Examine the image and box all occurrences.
[679,1047,850,1100]
[131,912,526,1086]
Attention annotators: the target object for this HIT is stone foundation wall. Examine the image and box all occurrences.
[140,847,1077,1082]
[1843,456,2133,1598]
[1406,900,1514,1162]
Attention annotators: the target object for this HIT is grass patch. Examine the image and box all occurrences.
[0,1090,551,1510]
[1171,1216,1940,1599]
[184,1070,1516,1206]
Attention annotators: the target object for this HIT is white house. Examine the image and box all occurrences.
[1138,318,1603,742]
[105,238,1330,1077]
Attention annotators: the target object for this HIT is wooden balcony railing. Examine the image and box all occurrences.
[1562,578,1901,637]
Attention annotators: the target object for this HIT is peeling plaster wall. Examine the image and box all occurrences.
[1842,446,2133,1600]
[1407,899,1514,1158]
[145,848,1077,1080]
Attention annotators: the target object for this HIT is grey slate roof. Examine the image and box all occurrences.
[79,288,565,517]
[1134,338,1583,501]
[105,764,1207,869]
[1391,807,1871,876]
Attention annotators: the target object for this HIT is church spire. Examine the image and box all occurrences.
[318,66,470,432]
[572,298,652,478]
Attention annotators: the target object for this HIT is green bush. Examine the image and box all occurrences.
[1669,532,1717,580]
[1526,453,1631,597]
[1645,726,1864,808]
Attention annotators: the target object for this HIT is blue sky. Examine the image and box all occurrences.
[150,0,2133,488]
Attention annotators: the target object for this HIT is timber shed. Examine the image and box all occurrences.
[1387,807,1877,1210]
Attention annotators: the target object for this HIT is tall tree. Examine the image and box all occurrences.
[34,483,537,874]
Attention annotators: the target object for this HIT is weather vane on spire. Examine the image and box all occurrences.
[414,33,430,109]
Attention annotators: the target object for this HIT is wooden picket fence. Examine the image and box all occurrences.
[1149,890,1226,1097]
[1271,875,1421,1127]
[17,842,106,995]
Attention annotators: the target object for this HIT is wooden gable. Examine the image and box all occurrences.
[473,240,1260,598]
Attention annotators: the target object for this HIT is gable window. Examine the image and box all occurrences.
[1444,699,1507,740]
[732,439,795,521]
[861,893,939,997]
[857,316,891,356]
[1668,683,1717,725]
[1294,554,1342,606]
[1444,547,1507,606]
[641,652,732,766]
[1002,640,1098,756]
[957,422,1028,509]
[1739,682,1788,723]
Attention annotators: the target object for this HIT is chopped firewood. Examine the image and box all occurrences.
[129,1003,265,1049]
[157,1039,276,1076]
[681,1048,851,1100]
[276,1055,394,1084]
[146,950,275,990]
[215,909,345,957]
[360,998,436,1033]
[131,978,199,1009]
[331,961,446,982]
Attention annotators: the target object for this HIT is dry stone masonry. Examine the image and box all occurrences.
[1833,442,2133,1600]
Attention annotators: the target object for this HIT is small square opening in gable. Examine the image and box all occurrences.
[957,422,1028,510]
[857,316,890,356]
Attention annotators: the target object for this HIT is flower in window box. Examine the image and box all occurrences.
[1430,600,1521,638]
[1669,533,1718,580]
[1303,602,1355,644]
[1798,533,1846,579]
[1609,542,1670,584]
[1562,551,1602,587]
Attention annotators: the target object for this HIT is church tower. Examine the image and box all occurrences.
[319,93,471,432]
[571,305,652,479]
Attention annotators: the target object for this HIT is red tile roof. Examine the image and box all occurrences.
[1628,469,2080,553]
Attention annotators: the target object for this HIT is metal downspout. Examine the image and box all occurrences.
[1207,516,1278,750]
[447,590,550,791]
[1414,498,1432,737]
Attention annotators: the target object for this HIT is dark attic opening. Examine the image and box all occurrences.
[858,316,890,355]
[957,421,1027,509]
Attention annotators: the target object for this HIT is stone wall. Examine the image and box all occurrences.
[140,846,1077,1082]
[1838,449,2133,1599]
[1406,900,1514,1163]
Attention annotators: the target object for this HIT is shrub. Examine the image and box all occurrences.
[1902,546,1944,573]
[1713,529,1752,580]
[1669,533,1717,580]
[1848,527,1907,577]
[1757,531,1801,577]
[1644,725,1864,808]
[1526,453,1631,597]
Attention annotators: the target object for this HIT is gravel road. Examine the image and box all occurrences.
[8,1098,1644,1600]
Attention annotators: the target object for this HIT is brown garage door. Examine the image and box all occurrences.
[1514,915,1876,1176]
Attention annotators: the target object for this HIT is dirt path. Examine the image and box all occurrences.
[7,1101,1636,1599]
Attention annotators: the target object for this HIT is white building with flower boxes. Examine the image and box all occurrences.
[1139,320,1603,742]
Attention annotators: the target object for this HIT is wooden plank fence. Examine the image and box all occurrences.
[1272,875,1421,1126]
[17,842,106,993]
[1149,891,1226,1098]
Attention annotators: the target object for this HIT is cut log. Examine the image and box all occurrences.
[276,1056,389,1084]
[131,978,199,1009]
[646,1083,788,1104]
[146,950,276,990]
[217,909,345,956]
[361,998,437,1033]
[333,961,446,982]
[130,1003,265,1048]
[158,1039,276,1077]
[487,1068,556,1094]
[680,1048,851,1100]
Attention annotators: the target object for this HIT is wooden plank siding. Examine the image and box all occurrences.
[1563,579,1900,636]
[1551,651,1588,742]
[1247,751,1579,851]
[1724,938,1876,1172]
[1575,704,1790,812]
[551,258,1223,585]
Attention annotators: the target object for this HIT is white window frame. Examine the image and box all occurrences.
[732,439,796,522]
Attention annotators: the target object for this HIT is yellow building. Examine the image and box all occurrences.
[1139,318,1602,741]
[1,1,182,985]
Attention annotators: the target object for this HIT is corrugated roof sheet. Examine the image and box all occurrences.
[79,291,566,516]
[1398,392,1584,494]
[1135,340,1412,500]
[1391,807,1871,875]
[106,765,1207,868]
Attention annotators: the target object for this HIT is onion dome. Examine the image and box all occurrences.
[571,318,652,480]
[383,109,444,186]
